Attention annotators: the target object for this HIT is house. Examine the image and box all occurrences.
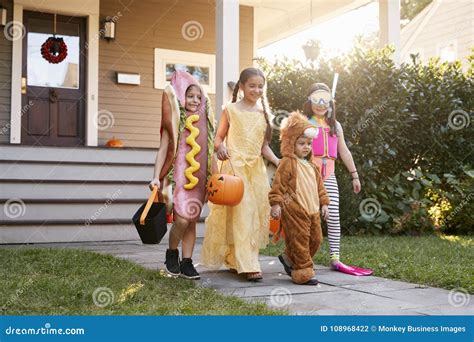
[0,0,401,244]
[400,0,474,69]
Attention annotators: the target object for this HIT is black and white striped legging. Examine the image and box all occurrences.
[324,173,341,260]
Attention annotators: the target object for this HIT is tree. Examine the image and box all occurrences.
[401,0,433,21]
[259,47,473,235]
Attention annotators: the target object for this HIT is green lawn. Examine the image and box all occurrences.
[0,248,283,315]
[261,235,473,293]
[2,236,471,315]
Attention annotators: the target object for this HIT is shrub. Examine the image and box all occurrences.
[259,47,473,235]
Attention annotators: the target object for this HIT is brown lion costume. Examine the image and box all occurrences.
[269,112,330,284]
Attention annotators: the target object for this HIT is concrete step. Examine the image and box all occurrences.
[0,144,156,164]
[0,199,209,222]
[0,200,144,222]
[0,221,207,244]
[0,181,150,200]
[0,223,140,244]
[0,161,153,181]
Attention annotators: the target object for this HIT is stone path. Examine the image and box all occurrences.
[3,227,472,315]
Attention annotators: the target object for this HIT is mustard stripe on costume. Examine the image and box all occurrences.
[184,114,201,190]
[160,71,214,221]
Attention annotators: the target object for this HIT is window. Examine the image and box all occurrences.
[154,48,215,94]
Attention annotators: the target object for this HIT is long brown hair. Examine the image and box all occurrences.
[302,83,337,136]
[231,67,272,141]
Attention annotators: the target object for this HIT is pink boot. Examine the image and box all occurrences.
[331,260,373,276]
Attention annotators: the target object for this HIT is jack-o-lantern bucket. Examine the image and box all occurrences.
[207,160,244,206]
[269,217,280,235]
[269,217,285,241]
[105,136,124,148]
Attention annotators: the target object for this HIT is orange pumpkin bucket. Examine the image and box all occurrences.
[207,160,244,206]
[269,217,285,240]
[269,217,280,235]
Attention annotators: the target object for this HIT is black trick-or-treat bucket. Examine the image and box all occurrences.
[132,187,168,244]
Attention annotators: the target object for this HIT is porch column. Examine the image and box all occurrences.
[9,4,23,144]
[379,0,401,64]
[215,0,239,118]
[86,13,99,146]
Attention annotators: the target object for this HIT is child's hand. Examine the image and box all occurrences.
[216,144,230,161]
[149,177,160,191]
[321,205,329,221]
[271,204,281,219]
[352,178,361,193]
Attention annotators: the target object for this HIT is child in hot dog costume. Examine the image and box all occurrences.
[150,71,215,279]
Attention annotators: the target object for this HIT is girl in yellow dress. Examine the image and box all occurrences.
[201,67,280,281]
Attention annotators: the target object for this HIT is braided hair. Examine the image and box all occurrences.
[232,67,272,142]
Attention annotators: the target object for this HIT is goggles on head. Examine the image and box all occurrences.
[308,89,332,109]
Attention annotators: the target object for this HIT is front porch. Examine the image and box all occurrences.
[1,0,402,149]
[0,0,403,244]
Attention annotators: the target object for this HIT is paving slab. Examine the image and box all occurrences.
[411,303,473,315]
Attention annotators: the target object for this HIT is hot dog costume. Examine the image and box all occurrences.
[159,71,215,220]
[269,112,330,284]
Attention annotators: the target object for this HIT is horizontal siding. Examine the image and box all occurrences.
[96,104,160,116]
[402,0,473,68]
[0,0,13,144]
[98,97,161,110]
[99,0,253,148]
[0,0,252,148]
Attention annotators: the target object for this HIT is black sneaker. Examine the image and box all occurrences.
[180,258,200,280]
[278,254,293,276]
[165,249,180,276]
[302,277,319,286]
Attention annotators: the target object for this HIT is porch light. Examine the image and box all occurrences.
[103,19,115,40]
[0,5,7,27]
[302,40,321,62]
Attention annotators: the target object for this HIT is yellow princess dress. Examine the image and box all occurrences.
[201,102,270,273]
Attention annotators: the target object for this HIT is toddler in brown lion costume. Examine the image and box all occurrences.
[269,112,330,285]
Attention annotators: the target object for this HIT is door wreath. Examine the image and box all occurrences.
[41,37,68,64]
[40,13,68,64]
